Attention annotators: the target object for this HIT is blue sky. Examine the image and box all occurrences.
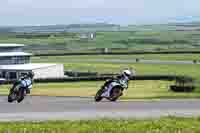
[0,0,199,26]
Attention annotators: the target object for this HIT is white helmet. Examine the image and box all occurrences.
[122,69,136,79]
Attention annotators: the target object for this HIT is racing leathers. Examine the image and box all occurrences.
[12,76,33,94]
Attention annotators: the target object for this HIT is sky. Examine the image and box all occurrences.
[0,0,200,26]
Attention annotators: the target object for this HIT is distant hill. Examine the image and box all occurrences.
[0,23,120,33]
[171,16,200,23]
[0,27,13,33]
[1,20,200,33]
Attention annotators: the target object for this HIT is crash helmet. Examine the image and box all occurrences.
[121,69,136,79]
[27,71,35,79]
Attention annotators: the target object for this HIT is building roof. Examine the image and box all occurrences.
[0,63,59,70]
[0,52,32,57]
[0,44,25,47]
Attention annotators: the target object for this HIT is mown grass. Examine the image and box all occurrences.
[0,117,200,133]
[1,81,200,99]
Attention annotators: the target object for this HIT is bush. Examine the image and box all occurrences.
[170,76,196,92]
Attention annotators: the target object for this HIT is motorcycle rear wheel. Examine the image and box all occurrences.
[110,87,122,102]
[17,88,25,103]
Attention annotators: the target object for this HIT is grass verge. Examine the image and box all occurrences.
[0,117,200,133]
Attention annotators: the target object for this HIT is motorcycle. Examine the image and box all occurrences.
[8,83,26,103]
[95,79,128,102]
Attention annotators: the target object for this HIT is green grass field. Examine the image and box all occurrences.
[1,30,200,54]
[1,81,200,99]
[0,117,200,133]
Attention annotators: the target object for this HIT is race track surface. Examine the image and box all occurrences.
[1,96,200,121]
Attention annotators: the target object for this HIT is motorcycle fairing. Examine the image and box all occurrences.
[101,81,121,98]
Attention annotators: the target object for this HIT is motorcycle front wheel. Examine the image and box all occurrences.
[8,92,16,103]
[95,88,104,102]
[8,88,17,103]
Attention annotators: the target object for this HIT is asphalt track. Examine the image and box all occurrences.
[1,96,200,121]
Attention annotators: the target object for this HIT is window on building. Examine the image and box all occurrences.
[2,71,6,78]
[9,72,17,80]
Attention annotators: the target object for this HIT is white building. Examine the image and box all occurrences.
[0,44,64,80]
[80,33,96,40]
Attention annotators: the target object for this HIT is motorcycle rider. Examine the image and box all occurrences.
[11,72,34,94]
[101,69,136,97]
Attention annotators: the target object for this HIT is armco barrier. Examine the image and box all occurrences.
[34,75,179,83]
[1,75,190,84]
[35,51,200,57]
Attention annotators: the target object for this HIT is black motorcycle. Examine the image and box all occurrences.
[8,83,25,103]
[95,79,128,102]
